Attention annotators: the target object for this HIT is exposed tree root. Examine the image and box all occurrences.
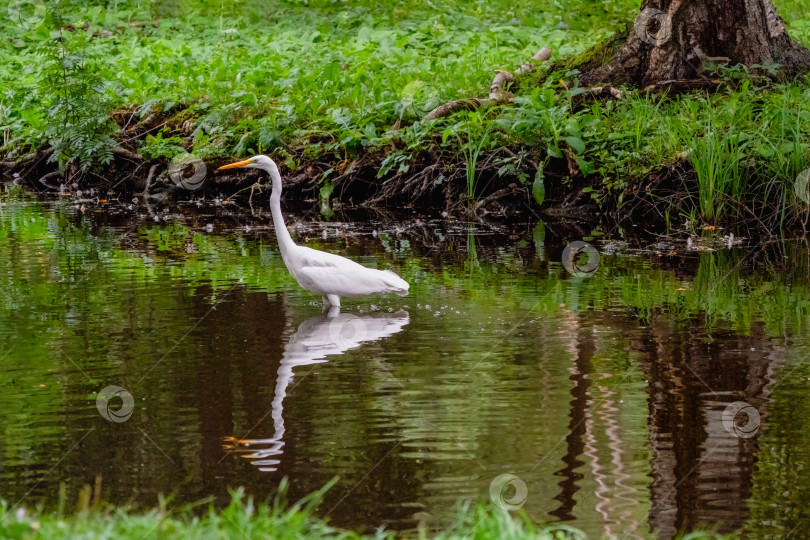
[489,70,515,100]
[422,98,490,122]
[0,148,54,170]
[642,78,723,94]
[421,45,626,122]
[422,47,552,122]
[570,85,625,110]
[580,86,624,99]
[474,184,530,215]
[0,152,36,169]
[516,47,553,75]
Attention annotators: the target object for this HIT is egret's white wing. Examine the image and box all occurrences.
[292,246,408,297]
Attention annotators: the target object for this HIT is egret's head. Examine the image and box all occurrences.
[217,155,276,171]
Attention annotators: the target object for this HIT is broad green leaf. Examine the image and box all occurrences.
[575,155,596,175]
[563,136,586,154]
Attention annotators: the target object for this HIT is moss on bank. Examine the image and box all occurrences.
[542,27,631,76]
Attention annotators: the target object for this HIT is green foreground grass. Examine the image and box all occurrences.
[0,487,728,540]
[1,0,810,223]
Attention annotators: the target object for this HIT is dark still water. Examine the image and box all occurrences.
[1,191,810,539]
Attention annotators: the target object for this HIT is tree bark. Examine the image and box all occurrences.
[579,0,810,88]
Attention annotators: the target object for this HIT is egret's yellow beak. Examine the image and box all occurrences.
[217,159,252,170]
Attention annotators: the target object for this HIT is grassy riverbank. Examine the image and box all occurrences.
[1,0,810,228]
[0,487,728,539]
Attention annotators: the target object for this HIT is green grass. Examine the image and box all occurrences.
[0,483,375,540]
[0,0,809,225]
[0,486,732,540]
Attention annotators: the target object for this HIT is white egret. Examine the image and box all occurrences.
[217,155,409,310]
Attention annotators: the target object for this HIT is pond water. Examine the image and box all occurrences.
[1,192,810,539]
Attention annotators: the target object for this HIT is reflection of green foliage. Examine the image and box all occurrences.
[747,354,810,539]
[2,195,810,392]
[1,193,810,534]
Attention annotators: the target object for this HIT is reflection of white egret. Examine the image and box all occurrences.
[217,156,409,310]
[226,310,409,472]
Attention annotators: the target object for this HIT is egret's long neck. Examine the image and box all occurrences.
[263,162,296,256]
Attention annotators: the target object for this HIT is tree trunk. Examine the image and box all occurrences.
[579,0,810,88]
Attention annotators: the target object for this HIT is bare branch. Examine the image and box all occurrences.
[113,147,143,161]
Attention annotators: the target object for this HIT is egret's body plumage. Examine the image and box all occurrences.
[218,155,409,310]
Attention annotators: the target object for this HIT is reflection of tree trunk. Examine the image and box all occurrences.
[634,314,787,539]
[641,313,698,539]
[585,366,642,538]
[550,311,594,520]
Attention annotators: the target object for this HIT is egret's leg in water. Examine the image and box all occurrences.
[326,294,341,308]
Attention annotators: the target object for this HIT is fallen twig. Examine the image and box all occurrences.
[114,147,143,161]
